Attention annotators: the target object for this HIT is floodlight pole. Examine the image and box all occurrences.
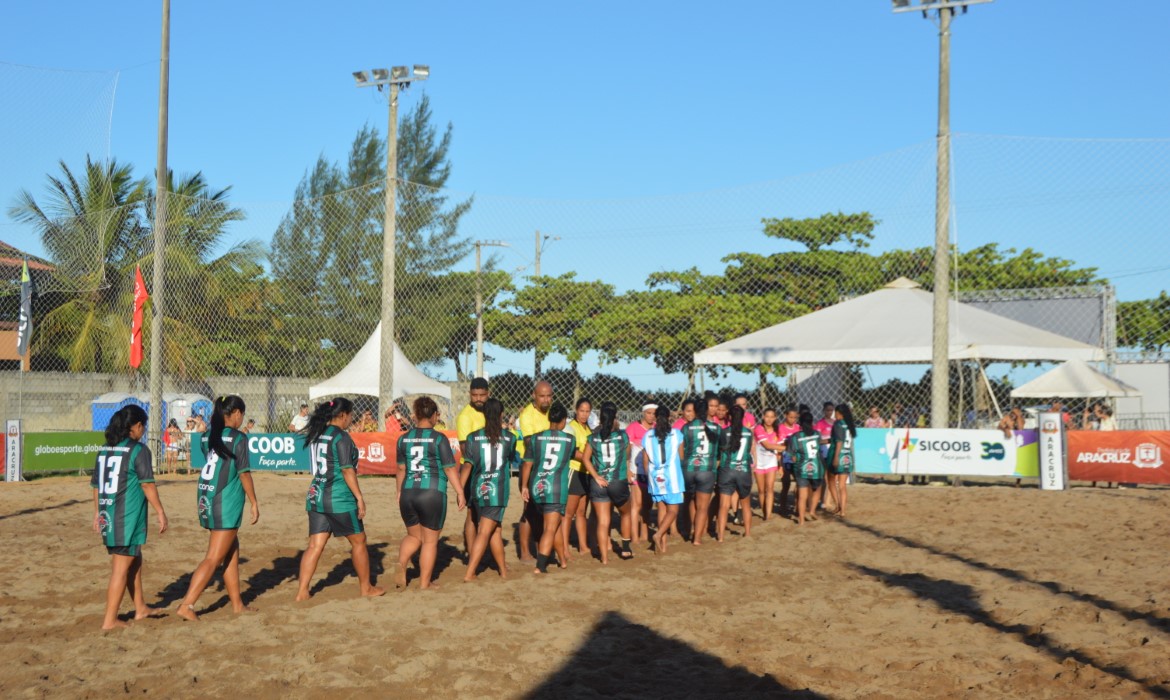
[147,0,170,454]
[534,230,560,277]
[474,240,509,377]
[353,66,428,415]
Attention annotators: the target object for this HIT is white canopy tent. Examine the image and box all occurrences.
[1010,359,1141,399]
[309,322,452,401]
[693,278,1105,366]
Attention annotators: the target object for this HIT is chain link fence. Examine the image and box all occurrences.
[4,133,1170,435]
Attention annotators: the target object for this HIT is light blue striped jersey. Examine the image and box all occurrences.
[641,429,685,496]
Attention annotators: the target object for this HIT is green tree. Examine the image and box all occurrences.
[762,211,878,251]
[1118,292,1170,351]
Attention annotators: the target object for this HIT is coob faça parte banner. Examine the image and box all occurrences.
[191,433,310,472]
[1067,431,1170,484]
[854,427,1038,477]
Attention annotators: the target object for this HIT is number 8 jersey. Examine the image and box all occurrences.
[91,439,155,548]
[307,426,359,513]
[198,428,250,529]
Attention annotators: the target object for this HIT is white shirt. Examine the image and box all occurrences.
[290,414,309,431]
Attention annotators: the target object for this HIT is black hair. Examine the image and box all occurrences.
[576,397,592,411]
[719,395,733,409]
[482,398,503,445]
[733,392,748,402]
[692,396,709,421]
[680,398,696,414]
[836,403,857,437]
[799,410,817,437]
[548,402,568,425]
[597,401,618,440]
[105,404,147,446]
[413,396,439,421]
[654,405,672,444]
[784,405,798,416]
[823,401,835,409]
[798,403,810,414]
[760,406,780,437]
[209,395,247,461]
[727,404,745,453]
[304,397,353,448]
[167,418,179,429]
[470,377,489,391]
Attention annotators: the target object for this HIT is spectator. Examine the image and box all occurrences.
[863,406,886,429]
[733,393,757,428]
[1096,405,1117,431]
[289,403,310,432]
[1050,400,1071,427]
[192,412,208,433]
[163,419,183,474]
[242,419,256,434]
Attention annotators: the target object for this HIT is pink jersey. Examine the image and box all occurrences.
[815,418,834,440]
[753,423,783,447]
[672,418,687,431]
[743,411,757,428]
[626,421,649,444]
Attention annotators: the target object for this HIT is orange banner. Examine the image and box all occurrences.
[351,430,462,476]
[1067,431,1170,484]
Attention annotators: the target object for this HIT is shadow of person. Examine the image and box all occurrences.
[309,542,388,596]
[522,611,825,699]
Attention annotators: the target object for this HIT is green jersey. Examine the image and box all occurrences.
[91,439,154,548]
[397,428,457,492]
[198,428,251,529]
[306,426,359,513]
[682,419,721,472]
[464,428,517,508]
[830,420,856,471]
[718,426,755,473]
[523,429,575,505]
[586,430,629,481]
[788,432,824,480]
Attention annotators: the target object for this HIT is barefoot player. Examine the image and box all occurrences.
[520,403,577,574]
[463,399,517,581]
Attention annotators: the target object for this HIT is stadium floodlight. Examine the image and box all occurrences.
[892,0,993,445]
[413,65,430,79]
[474,240,511,376]
[351,62,430,413]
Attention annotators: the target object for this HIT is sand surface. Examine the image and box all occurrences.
[1,473,1168,699]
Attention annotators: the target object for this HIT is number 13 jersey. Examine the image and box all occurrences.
[91,439,155,548]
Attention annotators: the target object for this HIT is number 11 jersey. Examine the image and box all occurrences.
[464,428,517,508]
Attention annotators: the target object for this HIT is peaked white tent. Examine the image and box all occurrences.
[309,322,452,401]
[1010,359,1141,399]
[694,278,1105,366]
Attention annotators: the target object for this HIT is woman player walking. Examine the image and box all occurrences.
[463,399,517,581]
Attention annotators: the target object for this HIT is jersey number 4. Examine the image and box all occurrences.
[97,455,123,494]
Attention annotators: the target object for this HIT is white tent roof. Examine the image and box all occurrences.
[1010,359,1142,399]
[309,322,452,401]
[694,278,1105,366]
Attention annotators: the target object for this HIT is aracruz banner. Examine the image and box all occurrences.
[854,427,1039,477]
[1067,431,1170,484]
[351,429,462,476]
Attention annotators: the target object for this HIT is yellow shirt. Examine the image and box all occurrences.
[517,403,551,460]
[567,419,591,472]
[456,405,486,443]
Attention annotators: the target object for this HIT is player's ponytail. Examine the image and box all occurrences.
[693,397,708,422]
[483,398,503,445]
[837,403,857,437]
[653,405,672,445]
[728,404,744,453]
[209,395,246,461]
[799,410,817,437]
[304,397,353,448]
[597,401,618,440]
[105,404,148,446]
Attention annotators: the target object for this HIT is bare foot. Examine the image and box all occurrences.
[101,620,129,631]
[464,573,478,583]
[294,590,311,602]
[499,568,509,580]
[532,567,543,575]
[519,557,536,565]
[419,581,440,590]
[716,537,724,543]
[134,606,164,620]
[393,566,408,589]
[175,604,198,622]
[233,604,259,614]
[807,512,819,521]
[361,586,386,597]
[557,561,568,570]
[692,539,702,547]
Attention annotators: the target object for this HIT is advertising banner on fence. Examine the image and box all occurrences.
[854,427,1039,477]
[191,433,311,473]
[352,430,462,476]
[1067,431,1170,484]
[23,431,105,473]
[5,420,21,481]
[1038,412,1069,490]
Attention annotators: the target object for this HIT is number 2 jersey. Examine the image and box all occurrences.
[463,428,517,508]
[91,439,155,548]
[586,429,629,482]
[307,425,359,513]
[397,428,457,492]
[198,427,250,529]
[523,429,576,505]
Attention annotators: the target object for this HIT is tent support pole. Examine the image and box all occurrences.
[980,362,1002,419]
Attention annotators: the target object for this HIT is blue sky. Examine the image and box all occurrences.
[3,1,1169,388]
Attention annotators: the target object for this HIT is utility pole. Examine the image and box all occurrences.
[147,0,170,452]
[474,240,509,377]
[353,66,428,415]
[892,0,992,430]
[534,230,560,277]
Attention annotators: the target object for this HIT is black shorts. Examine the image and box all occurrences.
[795,476,823,490]
[309,510,364,537]
[472,503,506,523]
[829,461,853,475]
[589,478,630,507]
[717,470,752,498]
[400,488,448,531]
[531,501,566,516]
[684,470,717,495]
[568,470,589,497]
[106,544,142,557]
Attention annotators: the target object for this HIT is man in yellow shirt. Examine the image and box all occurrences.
[516,380,553,563]
[456,378,490,556]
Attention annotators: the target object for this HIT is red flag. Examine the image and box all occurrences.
[130,265,149,369]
